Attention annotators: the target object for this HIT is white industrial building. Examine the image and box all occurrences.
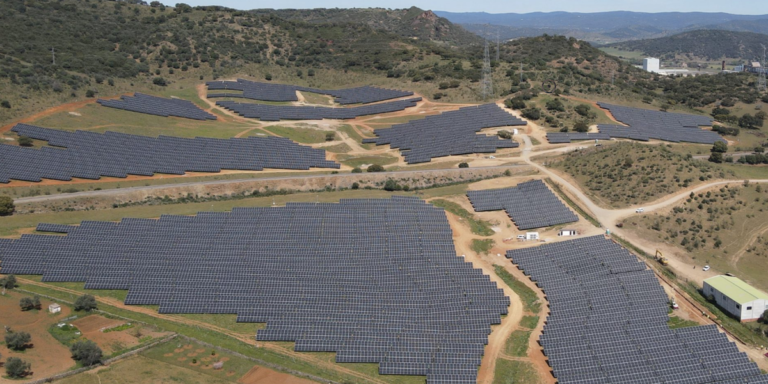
[703,276,768,322]
[643,58,660,73]
[558,229,578,237]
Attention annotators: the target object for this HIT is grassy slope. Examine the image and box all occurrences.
[624,182,768,291]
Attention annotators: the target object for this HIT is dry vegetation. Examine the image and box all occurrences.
[549,142,726,208]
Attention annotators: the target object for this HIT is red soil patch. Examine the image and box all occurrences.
[0,291,75,380]
[177,357,188,362]
[237,366,317,384]
[72,315,168,354]
[72,314,124,333]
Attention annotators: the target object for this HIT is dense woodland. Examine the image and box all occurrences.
[607,30,768,61]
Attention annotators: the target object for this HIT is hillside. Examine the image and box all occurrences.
[606,30,768,61]
[256,7,483,46]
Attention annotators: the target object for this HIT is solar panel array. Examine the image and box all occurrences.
[206,79,414,104]
[97,93,216,120]
[595,103,724,144]
[546,132,611,144]
[467,180,578,230]
[0,124,338,183]
[216,98,421,121]
[0,197,510,384]
[507,236,767,384]
[362,104,525,164]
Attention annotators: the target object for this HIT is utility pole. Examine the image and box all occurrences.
[481,40,493,101]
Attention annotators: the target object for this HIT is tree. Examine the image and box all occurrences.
[19,296,40,311]
[504,98,526,110]
[708,152,723,163]
[351,167,362,173]
[264,73,272,81]
[1,100,10,109]
[17,136,33,147]
[152,77,167,86]
[497,130,512,139]
[86,89,96,98]
[0,196,14,216]
[574,104,592,117]
[458,162,469,168]
[759,309,768,324]
[5,331,31,351]
[5,357,30,378]
[0,274,16,289]
[739,114,763,129]
[573,121,589,133]
[325,132,335,141]
[74,294,97,311]
[545,98,565,112]
[366,164,385,173]
[521,108,541,120]
[383,179,401,191]
[623,157,634,168]
[70,340,103,366]
[711,141,728,153]
[351,182,359,190]
[307,69,315,77]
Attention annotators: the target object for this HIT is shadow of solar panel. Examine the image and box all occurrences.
[216,98,421,121]
[590,103,724,145]
[206,79,414,105]
[506,236,767,384]
[467,180,578,230]
[0,124,339,183]
[97,93,217,120]
[0,197,509,384]
[365,104,525,164]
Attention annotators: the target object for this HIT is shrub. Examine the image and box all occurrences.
[574,104,592,117]
[17,136,33,147]
[545,98,565,112]
[152,77,167,86]
[708,152,723,163]
[5,357,30,378]
[351,182,359,189]
[307,69,315,77]
[521,108,541,120]
[383,179,401,191]
[19,296,41,311]
[70,340,103,366]
[325,132,335,141]
[1,100,10,108]
[264,73,272,81]
[86,89,96,98]
[74,294,97,311]
[458,162,469,168]
[351,167,362,173]
[504,98,526,110]
[0,196,15,216]
[497,130,512,139]
[573,120,589,133]
[711,141,728,153]
[367,164,385,173]
[5,331,31,351]
[433,92,444,100]
[0,274,16,288]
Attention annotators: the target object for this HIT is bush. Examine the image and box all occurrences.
[307,69,315,77]
[504,97,526,110]
[712,125,740,136]
[351,167,362,173]
[1,100,10,108]
[5,331,32,351]
[19,296,41,311]
[351,182,359,190]
[433,92,444,100]
[70,340,103,366]
[265,73,272,81]
[574,104,592,117]
[711,141,728,153]
[545,98,565,112]
[17,136,33,147]
[74,294,97,311]
[383,179,401,191]
[739,114,763,129]
[86,89,96,98]
[0,196,14,216]
[708,152,723,163]
[325,132,335,141]
[5,357,30,378]
[573,120,589,133]
[367,164,385,173]
[521,108,541,120]
[152,77,167,86]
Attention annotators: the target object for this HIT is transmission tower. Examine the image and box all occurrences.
[481,40,493,101]
[495,30,500,62]
[759,45,767,93]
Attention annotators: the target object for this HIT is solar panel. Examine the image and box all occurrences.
[216,98,421,121]
[0,124,339,183]
[97,93,216,120]
[507,236,767,384]
[0,197,509,384]
[206,79,414,104]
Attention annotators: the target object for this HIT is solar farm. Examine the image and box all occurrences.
[467,180,579,230]
[216,97,422,121]
[206,79,414,104]
[0,124,338,183]
[97,93,217,120]
[0,197,509,384]
[546,103,724,144]
[508,236,767,384]
[362,104,525,164]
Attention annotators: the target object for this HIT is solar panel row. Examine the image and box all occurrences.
[507,236,767,384]
[546,104,724,144]
[0,197,510,384]
[216,98,421,121]
[363,104,525,164]
[97,93,216,120]
[0,124,339,183]
[206,79,414,104]
[467,180,578,230]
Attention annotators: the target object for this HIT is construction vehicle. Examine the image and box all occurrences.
[655,250,669,266]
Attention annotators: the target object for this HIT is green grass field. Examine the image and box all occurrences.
[503,330,532,357]
[625,182,768,291]
[263,125,329,144]
[429,199,495,236]
[57,355,236,384]
[492,359,542,384]
[493,266,541,314]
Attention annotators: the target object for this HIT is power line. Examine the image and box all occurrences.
[481,40,493,101]
[759,44,766,93]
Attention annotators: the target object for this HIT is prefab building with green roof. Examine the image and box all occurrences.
[703,275,768,322]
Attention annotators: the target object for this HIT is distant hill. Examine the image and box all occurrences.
[435,11,768,43]
[256,7,483,46]
[606,30,768,61]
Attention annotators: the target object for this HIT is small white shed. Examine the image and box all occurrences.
[525,232,539,240]
[49,303,61,314]
[703,276,768,322]
[558,229,578,237]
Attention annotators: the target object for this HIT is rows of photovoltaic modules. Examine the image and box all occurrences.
[467,180,578,230]
[362,104,525,164]
[546,103,724,144]
[0,124,338,183]
[96,93,216,120]
[0,197,510,384]
[216,98,422,121]
[507,236,766,384]
[206,79,414,104]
